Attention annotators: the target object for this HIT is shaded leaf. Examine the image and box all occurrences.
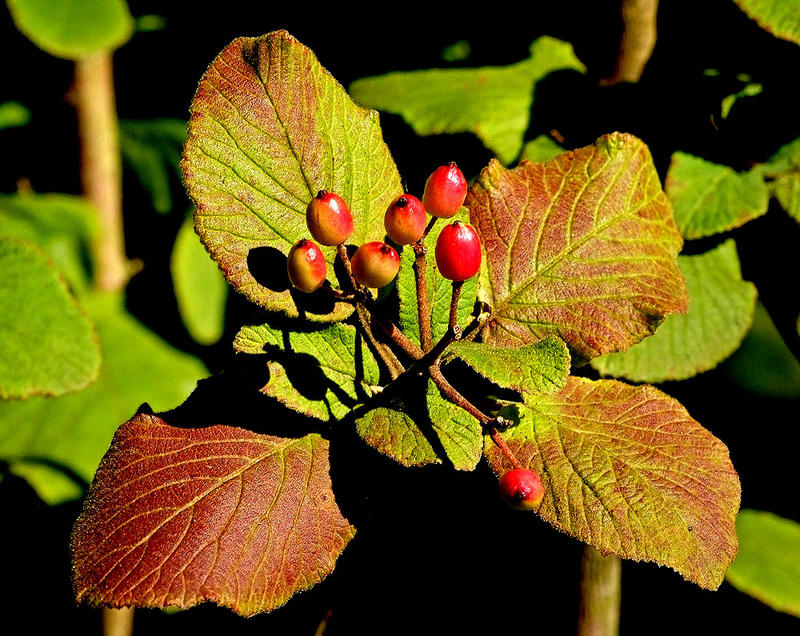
[720,80,762,120]
[757,136,800,223]
[72,413,355,616]
[733,0,800,45]
[468,133,687,362]
[726,510,800,617]
[520,135,564,163]
[7,0,133,59]
[0,101,30,131]
[183,31,402,321]
[234,321,380,421]
[484,376,740,589]
[665,151,768,238]
[350,37,585,164]
[0,293,206,504]
[592,240,756,382]
[171,214,227,345]
[0,237,99,399]
[425,379,483,471]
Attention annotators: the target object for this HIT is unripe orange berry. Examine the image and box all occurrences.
[306,190,354,246]
[384,194,427,245]
[351,241,400,288]
[286,239,327,293]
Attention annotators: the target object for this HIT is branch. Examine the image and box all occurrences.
[577,547,622,636]
[413,241,433,351]
[605,0,659,85]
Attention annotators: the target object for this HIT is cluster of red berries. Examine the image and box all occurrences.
[287,162,481,293]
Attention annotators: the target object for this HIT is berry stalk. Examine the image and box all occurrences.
[412,240,433,351]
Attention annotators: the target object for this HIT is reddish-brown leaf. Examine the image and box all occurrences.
[71,413,355,616]
[467,133,687,362]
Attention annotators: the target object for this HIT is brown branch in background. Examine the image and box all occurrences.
[577,547,622,636]
[102,608,135,636]
[605,0,659,85]
[73,52,130,292]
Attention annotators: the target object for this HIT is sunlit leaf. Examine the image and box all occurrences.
[0,101,30,131]
[733,0,800,46]
[592,240,756,382]
[0,237,100,398]
[425,379,482,471]
[757,136,800,223]
[484,376,740,589]
[72,413,355,616]
[183,31,402,321]
[726,510,800,617]
[7,0,134,59]
[350,37,585,164]
[468,133,687,362]
[665,151,768,238]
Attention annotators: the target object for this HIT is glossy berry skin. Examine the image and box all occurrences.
[498,468,545,510]
[351,241,400,288]
[422,162,468,219]
[287,239,327,293]
[435,221,481,281]
[306,190,354,246]
[384,194,427,245]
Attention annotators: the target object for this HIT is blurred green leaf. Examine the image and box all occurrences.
[720,81,762,119]
[0,293,207,504]
[519,135,564,163]
[171,214,227,345]
[441,40,470,62]
[7,0,134,59]
[727,509,800,617]
[0,101,30,131]
[733,0,800,46]
[350,37,585,164]
[0,237,100,399]
[135,14,166,32]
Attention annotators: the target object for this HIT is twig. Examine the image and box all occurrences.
[604,0,659,85]
[413,240,433,351]
[577,547,622,636]
[449,280,463,333]
[102,608,134,636]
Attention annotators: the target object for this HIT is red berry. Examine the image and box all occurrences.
[498,468,545,510]
[435,221,481,281]
[306,190,354,246]
[351,241,400,288]
[384,194,427,245]
[422,162,467,219]
[287,239,327,293]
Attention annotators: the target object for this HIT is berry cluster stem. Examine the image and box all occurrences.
[449,280,463,334]
[412,241,433,351]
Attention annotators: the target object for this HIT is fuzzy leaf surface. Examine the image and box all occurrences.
[468,133,687,362]
[485,376,740,589]
[350,37,584,164]
[0,237,99,399]
[234,321,379,421]
[733,0,800,45]
[592,240,756,382]
[72,413,355,617]
[183,31,401,321]
[665,152,768,238]
[425,380,483,471]
[757,136,800,223]
[726,510,800,617]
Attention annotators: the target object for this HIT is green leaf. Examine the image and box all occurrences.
[7,0,134,59]
[447,337,571,395]
[592,240,756,382]
[0,193,98,292]
[757,136,800,223]
[183,31,402,322]
[396,208,478,346]
[468,133,688,362]
[120,118,187,214]
[0,237,100,399]
[484,376,740,590]
[171,214,227,345]
[425,379,483,471]
[0,101,30,131]
[665,152,769,238]
[726,510,800,617]
[0,293,207,504]
[234,321,380,422]
[720,81,762,120]
[520,135,564,163]
[733,0,800,45]
[350,37,585,164]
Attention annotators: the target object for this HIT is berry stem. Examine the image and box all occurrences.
[449,280,463,333]
[421,216,438,241]
[412,240,433,352]
[354,304,405,381]
[577,547,622,636]
[336,244,359,292]
[487,428,521,470]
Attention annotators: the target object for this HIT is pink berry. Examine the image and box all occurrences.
[498,468,545,510]
[286,239,327,293]
[435,221,481,281]
[351,241,400,288]
[422,162,468,219]
[306,190,354,246]
[384,194,427,245]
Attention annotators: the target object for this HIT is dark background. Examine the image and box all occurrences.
[1,1,799,634]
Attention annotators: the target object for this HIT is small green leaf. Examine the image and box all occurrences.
[171,214,227,345]
[234,321,380,422]
[726,510,800,617]
[720,82,762,119]
[0,237,100,399]
[757,136,800,223]
[447,337,571,394]
[350,37,585,164]
[733,0,800,46]
[426,379,483,471]
[520,135,564,163]
[0,101,30,131]
[7,0,134,59]
[592,240,757,382]
[665,152,769,238]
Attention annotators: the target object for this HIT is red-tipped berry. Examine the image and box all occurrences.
[498,468,545,510]
[384,194,427,245]
[351,241,400,288]
[423,162,467,219]
[287,239,327,293]
[306,190,354,246]
[435,221,481,281]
